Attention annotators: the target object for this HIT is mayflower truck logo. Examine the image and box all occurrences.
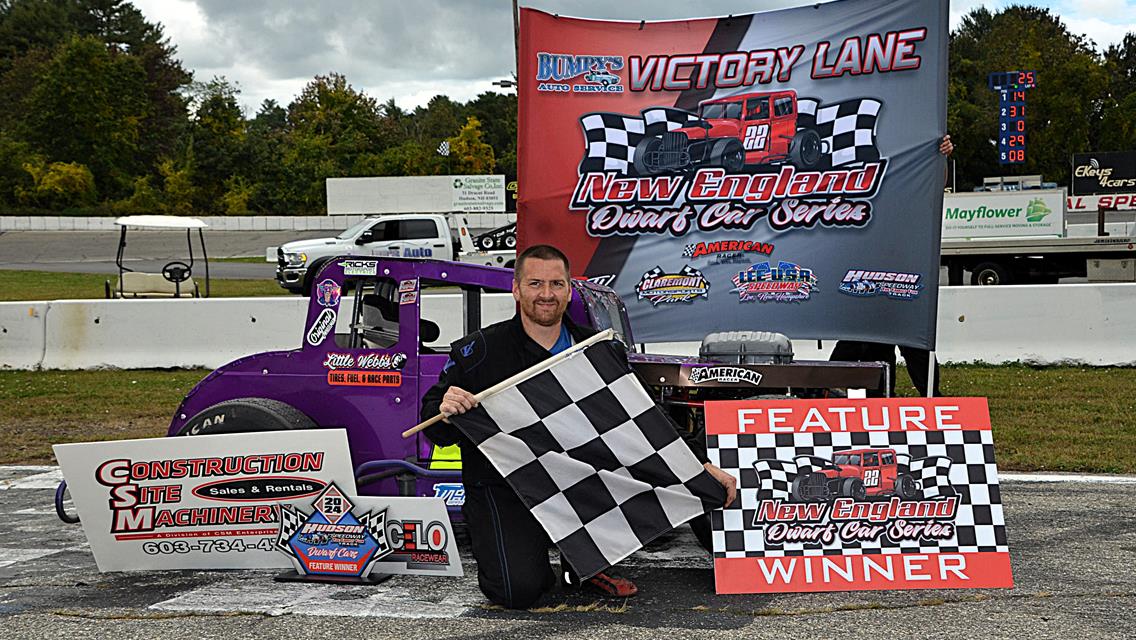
[635,265,709,305]
[276,483,393,579]
[731,261,817,303]
[1025,198,1051,222]
[839,269,922,300]
[536,53,624,93]
[569,94,886,237]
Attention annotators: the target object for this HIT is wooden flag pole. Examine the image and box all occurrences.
[401,328,615,439]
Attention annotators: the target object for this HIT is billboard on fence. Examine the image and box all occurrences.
[518,0,949,348]
[705,397,1012,594]
[54,431,358,572]
[1072,151,1136,196]
[942,189,1065,239]
[326,175,505,214]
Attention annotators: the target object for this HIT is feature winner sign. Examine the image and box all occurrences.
[518,0,949,348]
[705,398,1012,593]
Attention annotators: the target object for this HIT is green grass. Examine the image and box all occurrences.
[213,256,273,263]
[0,269,288,301]
[0,365,1133,471]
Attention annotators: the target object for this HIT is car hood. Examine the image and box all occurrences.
[279,237,345,254]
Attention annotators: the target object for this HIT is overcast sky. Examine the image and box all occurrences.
[130,0,1136,114]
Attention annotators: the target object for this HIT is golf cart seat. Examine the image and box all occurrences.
[112,272,199,298]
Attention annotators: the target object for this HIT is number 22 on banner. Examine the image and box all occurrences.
[744,124,769,150]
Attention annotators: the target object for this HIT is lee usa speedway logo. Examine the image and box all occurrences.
[570,95,886,237]
[731,261,817,303]
[536,53,624,93]
[635,265,709,305]
[839,269,922,300]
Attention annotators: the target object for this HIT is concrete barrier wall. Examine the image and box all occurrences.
[2,284,1134,370]
[0,302,48,369]
[0,214,517,232]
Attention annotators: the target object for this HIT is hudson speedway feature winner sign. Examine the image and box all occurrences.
[518,0,949,348]
[705,398,1012,594]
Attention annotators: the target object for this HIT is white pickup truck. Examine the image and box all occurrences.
[275,213,515,293]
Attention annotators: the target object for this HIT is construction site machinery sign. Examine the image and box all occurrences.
[942,189,1065,239]
[706,397,1012,594]
[517,0,949,349]
[54,431,356,571]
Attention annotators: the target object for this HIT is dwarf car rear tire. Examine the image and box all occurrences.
[179,398,316,435]
[895,474,918,500]
[841,477,868,501]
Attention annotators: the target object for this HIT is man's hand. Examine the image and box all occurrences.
[439,386,478,422]
[939,134,954,157]
[703,462,737,507]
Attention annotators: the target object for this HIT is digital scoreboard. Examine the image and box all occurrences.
[988,71,1036,165]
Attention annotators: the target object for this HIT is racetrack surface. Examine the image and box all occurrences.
[1,467,1132,639]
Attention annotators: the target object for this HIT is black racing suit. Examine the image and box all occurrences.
[420,314,711,608]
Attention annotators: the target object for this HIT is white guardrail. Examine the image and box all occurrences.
[0,214,516,232]
[2,284,1135,370]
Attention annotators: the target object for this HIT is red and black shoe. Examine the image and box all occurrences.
[563,567,638,597]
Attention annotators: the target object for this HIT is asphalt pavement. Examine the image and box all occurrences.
[0,466,1132,639]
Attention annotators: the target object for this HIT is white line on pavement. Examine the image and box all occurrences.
[0,548,63,568]
[999,472,1136,484]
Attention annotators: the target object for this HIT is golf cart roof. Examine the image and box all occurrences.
[114,215,208,229]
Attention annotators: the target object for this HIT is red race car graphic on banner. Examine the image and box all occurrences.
[518,0,948,347]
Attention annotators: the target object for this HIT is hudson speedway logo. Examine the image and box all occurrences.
[839,269,922,300]
[536,53,624,93]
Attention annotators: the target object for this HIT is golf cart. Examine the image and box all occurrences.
[105,215,212,299]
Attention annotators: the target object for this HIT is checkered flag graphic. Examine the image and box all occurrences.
[449,340,726,579]
[898,453,955,499]
[797,98,882,168]
[275,504,304,553]
[436,140,450,157]
[578,107,704,176]
[754,459,798,500]
[681,244,696,258]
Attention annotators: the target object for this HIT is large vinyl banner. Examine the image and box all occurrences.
[518,0,949,348]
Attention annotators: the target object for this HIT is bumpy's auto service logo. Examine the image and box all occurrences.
[731,261,817,303]
[839,269,922,300]
[536,53,624,93]
[635,265,709,305]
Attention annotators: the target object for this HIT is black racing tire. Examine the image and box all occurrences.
[710,138,746,173]
[504,259,516,269]
[842,478,868,501]
[178,398,317,436]
[895,474,918,500]
[478,235,496,250]
[789,129,822,169]
[790,472,828,503]
[971,261,1012,286]
[632,137,665,176]
[504,234,516,249]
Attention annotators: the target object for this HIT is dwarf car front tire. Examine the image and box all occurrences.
[179,398,316,435]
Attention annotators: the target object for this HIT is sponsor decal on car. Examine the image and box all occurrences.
[322,352,407,371]
[315,279,341,307]
[399,291,418,305]
[432,483,466,507]
[635,265,710,305]
[731,261,817,303]
[398,278,418,293]
[326,370,402,387]
[339,259,378,276]
[688,366,763,386]
[306,308,336,346]
[839,269,922,300]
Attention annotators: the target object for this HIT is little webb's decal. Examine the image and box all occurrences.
[705,398,1012,594]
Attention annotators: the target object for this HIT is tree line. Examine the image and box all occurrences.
[0,1,1134,216]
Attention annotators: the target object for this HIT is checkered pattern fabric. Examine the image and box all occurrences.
[578,107,703,176]
[796,98,882,168]
[898,454,955,499]
[451,340,725,579]
[708,430,1007,558]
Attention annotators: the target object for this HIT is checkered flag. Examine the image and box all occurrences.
[578,107,703,176]
[449,339,726,579]
[682,244,696,258]
[437,140,450,157]
[754,459,798,500]
[275,504,304,553]
[797,98,882,168]
[898,454,955,498]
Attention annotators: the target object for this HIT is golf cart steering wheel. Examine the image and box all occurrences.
[161,261,192,284]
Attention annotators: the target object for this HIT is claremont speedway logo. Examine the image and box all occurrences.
[635,265,709,305]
